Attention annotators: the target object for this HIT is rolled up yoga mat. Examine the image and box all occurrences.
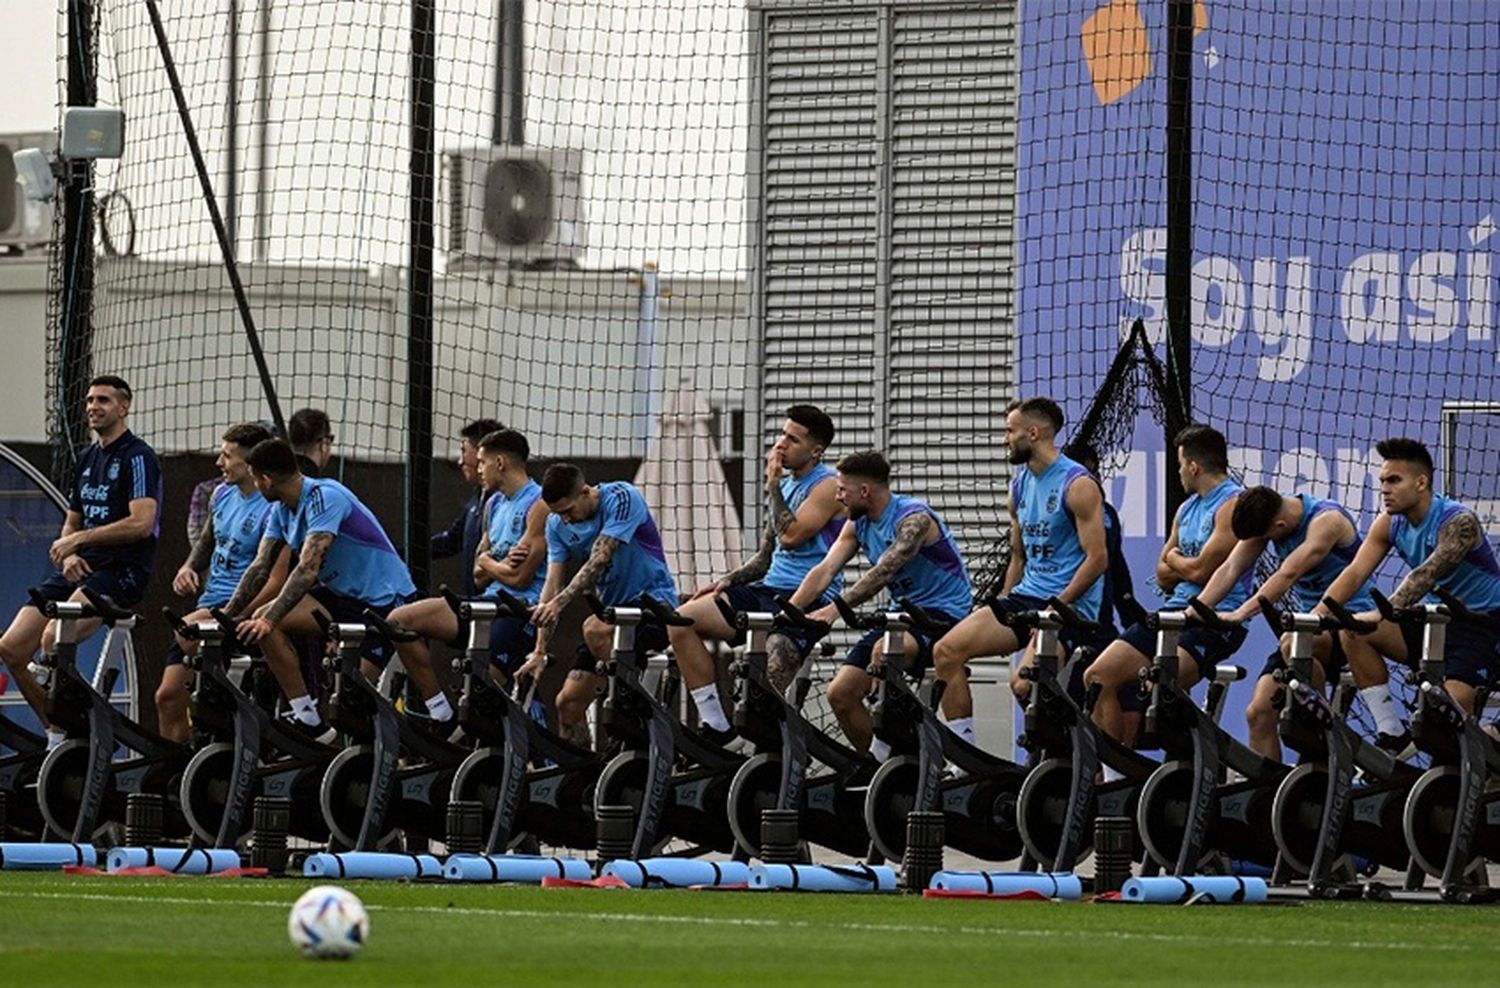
[749,863,898,892]
[302,851,443,880]
[599,858,753,889]
[1119,876,1268,904]
[927,871,1083,899]
[444,854,593,884]
[0,842,96,870]
[106,847,241,874]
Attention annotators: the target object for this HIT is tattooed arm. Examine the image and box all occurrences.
[710,526,775,591]
[1389,511,1484,609]
[262,531,332,624]
[529,535,624,633]
[841,512,935,609]
[222,535,287,617]
[172,518,217,597]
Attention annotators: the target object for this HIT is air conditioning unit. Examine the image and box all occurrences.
[445,146,585,266]
[0,132,57,250]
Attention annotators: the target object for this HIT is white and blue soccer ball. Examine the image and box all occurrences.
[288,885,369,959]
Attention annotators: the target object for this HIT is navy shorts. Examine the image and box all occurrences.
[1257,633,1347,681]
[1400,608,1500,688]
[1118,617,1247,683]
[842,609,963,675]
[309,585,415,668]
[988,592,1115,659]
[573,617,670,672]
[488,615,538,677]
[720,582,827,660]
[29,566,149,611]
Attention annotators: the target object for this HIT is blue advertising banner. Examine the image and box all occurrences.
[1016,0,1500,741]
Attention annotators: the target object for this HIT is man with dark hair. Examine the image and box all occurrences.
[431,417,505,597]
[158,423,284,742]
[667,404,845,740]
[223,438,416,741]
[1320,438,1500,741]
[930,398,1108,746]
[1195,485,1376,758]
[788,451,973,757]
[385,429,548,726]
[514,463,679,748]
[287,407,334,477]
[1061,441,1146,633]
[0,376,162,747]
[1083,423,1250,750]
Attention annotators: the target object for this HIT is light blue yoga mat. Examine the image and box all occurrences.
[444,854,592,883]
[0,842,96,870]
[749,863,898,892]
[600,858,752,888]
[1119,876,1268,904]
[927,870,1083,899]
[106,847,240,874]
[302,851,443,880]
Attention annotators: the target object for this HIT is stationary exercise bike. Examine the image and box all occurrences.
[719,598,875,859]
[589,594,746,858]
[167,609,335,847]
[34,588,190,841]
[839,597,1029,863]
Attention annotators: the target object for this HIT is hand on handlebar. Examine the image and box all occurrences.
[531,597,565,630]
[691,579,727,601]
[514,650,548,686]
[807,603,838,627]
[236,616,275,644]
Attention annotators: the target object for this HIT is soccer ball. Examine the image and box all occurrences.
[288,885,369,959]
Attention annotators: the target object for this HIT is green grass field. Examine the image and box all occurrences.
[0,871,1496,986]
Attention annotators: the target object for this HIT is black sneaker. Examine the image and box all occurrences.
[403,708,459,744]
[698,722,738,748]
[280,712,337,745]
[1374,728,1413,756]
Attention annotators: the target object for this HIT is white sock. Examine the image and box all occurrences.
[689,684,730,731]
[46,728,65,751]
[290,694,321,726]
[1102,763,1124,783]
[946,716,976,744]
[1359,684,1404,736]
[426,692,453,722]
[869,737,892,762]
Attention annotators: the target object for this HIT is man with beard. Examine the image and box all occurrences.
[929,397,1108,745]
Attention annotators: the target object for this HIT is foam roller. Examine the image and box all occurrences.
[1120,876,1268,904]
[927,871,1083,899]
[302,851,443,880]
[444,854,593,884]
[599,858,752,888]
[749,863,898,892]
[106,847,241,874]
[0,842,96,870]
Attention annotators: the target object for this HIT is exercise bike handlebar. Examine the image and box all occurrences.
[1254,595,1345,637]
[1370,587,1441,627]
[1319,595,1380,635]
[1042,596,1107,634]
[440,583,533,622]
[831,594,953,636]
[636,594,695,628]
[1186,596,1235,632]
[360,608,421,644]
[29,586,132,623]
[1434,587,1500,629]
[771,597,832,636]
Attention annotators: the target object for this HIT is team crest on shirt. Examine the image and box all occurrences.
[107,461,120,481]
[1046,492,1059,514]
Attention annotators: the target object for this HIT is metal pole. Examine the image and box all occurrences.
[254,0,271,261]
[407,0,437,587]
[143,0,285,436]
[58,0,98,474]
[1163,0,1194,525]
[225,0,239,255]
[492,0,525,145]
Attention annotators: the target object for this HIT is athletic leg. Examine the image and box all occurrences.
[0,605,51,723]
[387,597,458,717]
[931,607,1021,722]
[667,594,737,731]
